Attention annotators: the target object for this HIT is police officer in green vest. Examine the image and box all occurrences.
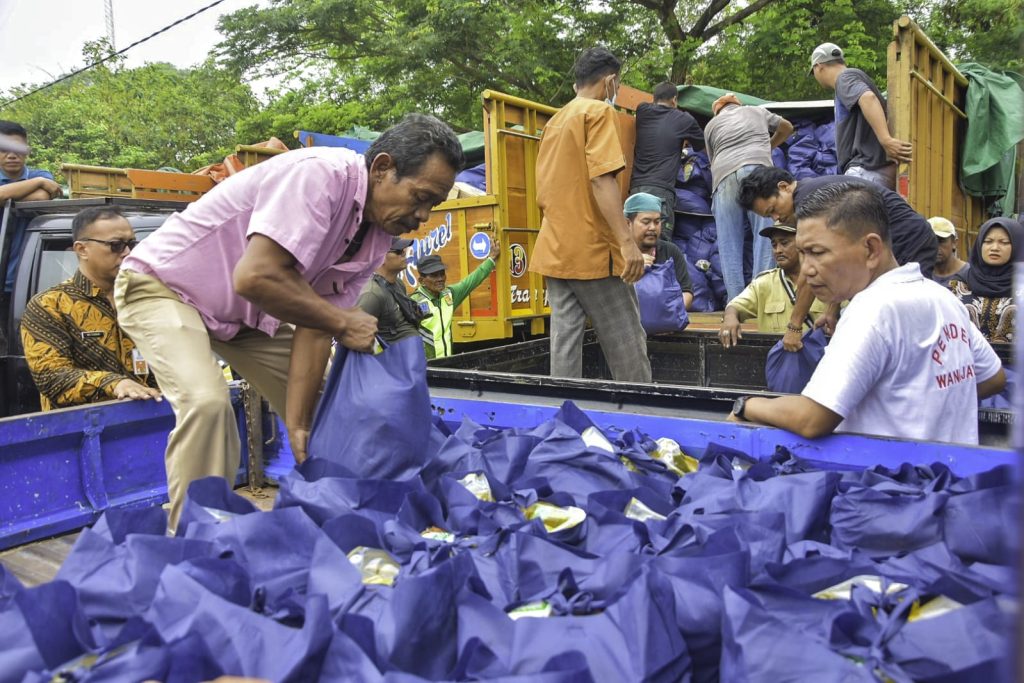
[411,245,499,359]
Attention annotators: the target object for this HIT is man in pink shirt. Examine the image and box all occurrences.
[114,114,463,530]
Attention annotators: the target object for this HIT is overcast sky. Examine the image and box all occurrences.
[0,0,271,93]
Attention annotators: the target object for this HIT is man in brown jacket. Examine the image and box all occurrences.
[531,46,651,381]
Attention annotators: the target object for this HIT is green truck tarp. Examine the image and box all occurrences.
[958,62,1024,205]
[673,85,771,119]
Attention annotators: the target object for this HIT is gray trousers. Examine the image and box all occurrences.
[547,276,652,382]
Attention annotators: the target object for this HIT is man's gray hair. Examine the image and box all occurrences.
[366,113,465,178]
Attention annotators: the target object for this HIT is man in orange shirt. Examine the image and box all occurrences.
[531,47,651,381]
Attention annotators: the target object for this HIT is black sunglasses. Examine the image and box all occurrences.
[78,237,138,254]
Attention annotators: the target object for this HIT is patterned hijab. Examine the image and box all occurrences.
[965,216,1023,297]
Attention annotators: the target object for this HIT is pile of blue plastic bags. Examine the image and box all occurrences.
[673,151,729,311]
[1,396,1015,682]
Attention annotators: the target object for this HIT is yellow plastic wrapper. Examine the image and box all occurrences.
[523,501,587,533]
[908,595,964,622]
[812,575,908,601]
[507,600,553,620]
[458,472,494,502]
[347,546,401,585]
[421,526,456,543]
[651,437,700,476]
[623,497,667,522]
[581,426,615,453]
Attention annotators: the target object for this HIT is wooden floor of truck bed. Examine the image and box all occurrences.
[0,486,277,587]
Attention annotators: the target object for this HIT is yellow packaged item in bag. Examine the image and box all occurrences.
[421,526,456,543]
[507,600,553,620]
[623,497,667,522]
[908,595,964,622]
[812,575,908,601]
[651,437,700,476]
[458,472,494,502]
[523,501,587,533]
[347,546,401,586]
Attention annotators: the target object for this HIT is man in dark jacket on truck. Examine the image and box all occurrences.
[114,114,463,531]
[629,81,705,241]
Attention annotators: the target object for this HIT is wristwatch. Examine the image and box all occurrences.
[785,322,803,333]
[732,396,750,421]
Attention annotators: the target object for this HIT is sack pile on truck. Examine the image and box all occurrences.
[0,344,1015,681]
[673,151,729,311]
[772,118,839,179]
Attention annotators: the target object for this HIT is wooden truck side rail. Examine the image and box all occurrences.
[888,15,984,255]
[61,142,287,203]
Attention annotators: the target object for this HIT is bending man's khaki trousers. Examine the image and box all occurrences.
[114,269,291,531]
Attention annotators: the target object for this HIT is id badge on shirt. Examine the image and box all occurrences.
[131,348,150,377]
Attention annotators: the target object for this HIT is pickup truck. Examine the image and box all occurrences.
[0,197,185,417]
[0,198,262,550]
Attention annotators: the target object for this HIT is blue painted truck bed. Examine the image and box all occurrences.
[2,382,1013,551]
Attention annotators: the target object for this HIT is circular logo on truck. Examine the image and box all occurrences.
[509,243,527,278]
[469,232,491,260]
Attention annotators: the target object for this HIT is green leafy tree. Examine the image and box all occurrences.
[0,40,259,178]
[687,0,923,101]
[922,0,1024,72]
[613,0,784,85]
[217,0,657,132]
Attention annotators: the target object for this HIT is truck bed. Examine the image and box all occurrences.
[0,486,277,586]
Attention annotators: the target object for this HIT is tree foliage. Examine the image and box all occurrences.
[687,0,917,101]
[0,1,1012,177]
[0,41,259,178]
[921,0,1024,72]
[613,0,783,84]
[217,0,658,132]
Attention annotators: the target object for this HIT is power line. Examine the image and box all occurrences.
[0,0,229,109]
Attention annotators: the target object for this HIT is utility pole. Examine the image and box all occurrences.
[103,0,116,50]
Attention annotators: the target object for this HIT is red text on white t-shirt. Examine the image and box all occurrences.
[930,323,970,367]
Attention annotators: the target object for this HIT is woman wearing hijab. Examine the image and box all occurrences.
[949,216,1021,343]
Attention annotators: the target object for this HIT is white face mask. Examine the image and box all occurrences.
[605,78,618,107]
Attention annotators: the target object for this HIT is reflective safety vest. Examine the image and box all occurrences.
[410,288,455,359]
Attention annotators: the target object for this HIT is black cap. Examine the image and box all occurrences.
[417,254,446,275]
[391,237,414,251]
[758,224,797,238]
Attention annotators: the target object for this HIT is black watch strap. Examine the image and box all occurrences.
[732,396,749,421]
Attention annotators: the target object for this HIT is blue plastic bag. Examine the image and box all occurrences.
[456,564,690,682]
[0,581,92,683]
[635,258,689,335]
[276,458,428,526]
[830,480,949,558]
[144,564,336,681]
[764,327,829,393]
[177,476,259,533]
[307,336,431,479]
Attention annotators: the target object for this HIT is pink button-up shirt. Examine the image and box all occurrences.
[122,147,391,341]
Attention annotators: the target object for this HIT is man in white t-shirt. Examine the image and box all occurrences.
[728,182,1005,444]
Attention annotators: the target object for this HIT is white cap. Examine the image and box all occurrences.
[927,216,957,239]
[809,43,844,74]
